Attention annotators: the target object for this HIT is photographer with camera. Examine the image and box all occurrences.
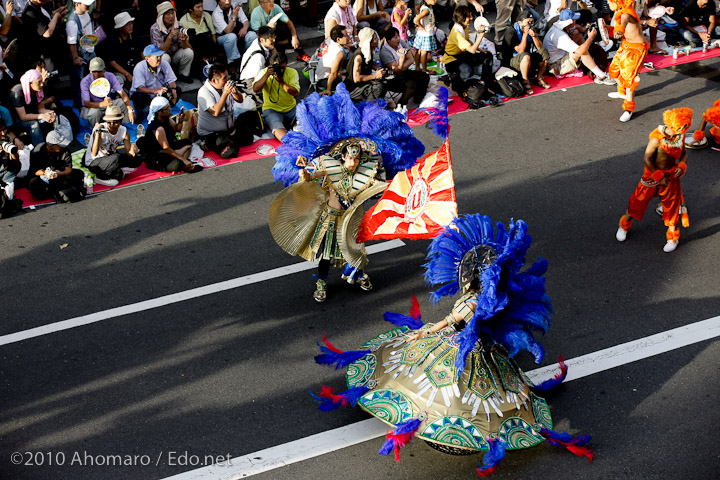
[252,51,298,141]
[80,57,135,127]
[503,11,550,93]
[213,0,257,64]
[83,106,141,187]
[0,136,20,202]
[543,9,615,84]
[197,63,255,158]
[130,45,181,122]
[27,130,86,202]
[150,1,195,83]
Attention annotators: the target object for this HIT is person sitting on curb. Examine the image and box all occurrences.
[197,63,255,158]
[81,57,136,128]
[542,9,616,84]
[150,1,195,83]
[238,25,277,83]
[315,25,351,94]
[140,96,203,174]
[504,10,550,93]
[253,51,299,141]
[130,45,181,121]
[105,12,144,88]
[84,106,141,187]
[27,131,86,202]
[250,0,310,62]
[212,0,258,65]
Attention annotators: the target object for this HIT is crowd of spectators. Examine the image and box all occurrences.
[0,0,717,217]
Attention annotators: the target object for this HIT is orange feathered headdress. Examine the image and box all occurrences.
[713,99,720,108]
[704,106,720,127]
[664,108,693,133]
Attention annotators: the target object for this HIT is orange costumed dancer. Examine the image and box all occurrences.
[607,0,656,122]
[689,99,720,148]
[616,108,693,253]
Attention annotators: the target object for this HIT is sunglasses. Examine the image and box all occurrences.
[107,119,122,125]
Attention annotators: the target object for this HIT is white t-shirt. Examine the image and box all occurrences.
[85,124,128,164]
[66,12,96,53]
[316,39,345,81]
[239,39,270,80]
[543,24,580,64]
[212,4,249,33]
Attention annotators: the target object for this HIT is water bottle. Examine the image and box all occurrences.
[703,42,708,53]
[84,173,94,195]
[672,47,678,59]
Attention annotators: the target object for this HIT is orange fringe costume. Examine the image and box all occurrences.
[620,108,693,243]
[607,1,648,113]
[692,99,720,144]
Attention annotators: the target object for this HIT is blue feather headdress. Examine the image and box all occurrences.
[271,83,425,186]
[423,215,553,377]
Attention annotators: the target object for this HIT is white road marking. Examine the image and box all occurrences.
[0,240,406,347]
[161,314,720,480]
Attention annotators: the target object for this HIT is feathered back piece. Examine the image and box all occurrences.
[423,215,553,377]
[272,83,425,186]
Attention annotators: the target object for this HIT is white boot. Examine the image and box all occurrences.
[616,226,628,242]
[663,240,678,252]
[620,110,633,122]
[608,92,626,99]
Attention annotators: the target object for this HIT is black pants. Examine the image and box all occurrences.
[386,70,430,106]
[27,169,85,200]
[88,152,142,180]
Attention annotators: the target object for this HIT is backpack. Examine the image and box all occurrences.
[496,75,526,98]
[460,78,486,109]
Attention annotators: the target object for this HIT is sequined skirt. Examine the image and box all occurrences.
[345,326,554,452]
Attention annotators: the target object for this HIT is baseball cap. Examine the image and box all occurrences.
[46,130,71,147]
[143,45,165,58]
[114,12,135,29]
[88,57,105,72]
[559,9,581,21]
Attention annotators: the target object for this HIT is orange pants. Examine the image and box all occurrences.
[627,174,682,227]
[608,41,649,112]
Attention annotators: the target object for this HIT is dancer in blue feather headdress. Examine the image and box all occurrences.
[268,84,425,302]
[312,214,593,475]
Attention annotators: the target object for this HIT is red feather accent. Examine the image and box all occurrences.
[476,467,497,477]
[566,445,594,462]
[321,335,344,354]
[318,385,350,406]
[385,431,415,462]
[557,355,568,380]
[409,295,421,320]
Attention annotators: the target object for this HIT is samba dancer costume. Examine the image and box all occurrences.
[312,215,593,475]
[617,108,693,252]
[269,84,424,302]
[690,99,720,148]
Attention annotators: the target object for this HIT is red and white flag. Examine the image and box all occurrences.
[357,139,457,242]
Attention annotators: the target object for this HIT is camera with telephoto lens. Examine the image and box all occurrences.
[1,141,18,157]
[271,63,285,78]
[178,27,195,37]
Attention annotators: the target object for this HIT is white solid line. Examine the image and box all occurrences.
[161,314,720,480]
[0,240,406,347]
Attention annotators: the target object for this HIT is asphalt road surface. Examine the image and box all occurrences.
[1,56,719,480]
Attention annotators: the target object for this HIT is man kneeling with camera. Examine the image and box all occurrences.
[197,63,257,158]
[252,52,299,141]
[84,106,141,187]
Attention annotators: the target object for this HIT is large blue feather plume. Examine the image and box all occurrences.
[272,83,425,186]
[423,215,554,378]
